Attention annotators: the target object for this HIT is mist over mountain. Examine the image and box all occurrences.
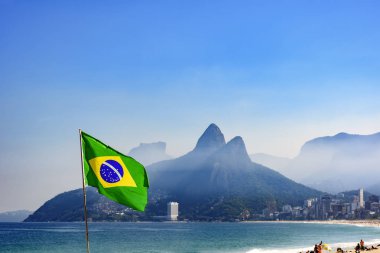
[273,132,380,194]
[250,153,291,171]
[128,141,171,166]
[147,124,321,220]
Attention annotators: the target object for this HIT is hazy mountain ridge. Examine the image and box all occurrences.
[128,141,171,166]
[295,132,380,193]
[253,132,380,194]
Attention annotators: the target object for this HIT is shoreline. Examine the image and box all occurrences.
[246,220,380,253]
[245,220,380,228]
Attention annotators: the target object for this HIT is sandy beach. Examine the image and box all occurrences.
[309,220,380,253]
[342,245,380,253]
[304,220,380,228]
[247,220,380,252]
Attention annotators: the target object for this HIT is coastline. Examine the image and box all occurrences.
[246,220,380,228]
[305,220,380,228]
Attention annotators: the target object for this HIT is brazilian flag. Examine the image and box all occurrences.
[81,131,149,211]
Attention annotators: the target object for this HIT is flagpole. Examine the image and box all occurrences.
[79,129,90,253]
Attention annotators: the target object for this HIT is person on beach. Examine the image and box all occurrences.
[355,243,361,253]
[318,241,323,253]
[314,244,318,253]
[360,240,364,250]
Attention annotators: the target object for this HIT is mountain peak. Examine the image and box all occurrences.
[335,132,348,137]
[224,136,249,158]
[208,136,251,168]
[194,123,226,152]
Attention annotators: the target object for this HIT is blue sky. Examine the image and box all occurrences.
[1,0,380,211]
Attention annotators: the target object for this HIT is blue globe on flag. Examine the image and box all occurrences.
[100,159,124,183]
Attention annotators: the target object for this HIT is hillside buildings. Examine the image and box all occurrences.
[262,189,380,221]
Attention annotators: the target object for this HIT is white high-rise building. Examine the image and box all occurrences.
[359,188,364,208]
[167,202,179,221]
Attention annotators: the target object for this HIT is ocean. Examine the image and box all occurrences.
[1,222,380,253]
